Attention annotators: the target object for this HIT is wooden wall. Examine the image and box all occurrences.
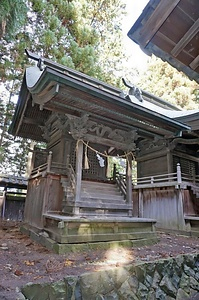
[3,196,25,221]
[137,145,199,178]
[183,189,199,215]
[133,187,186,230]
[24,174,63,229]
[137,155,168,177]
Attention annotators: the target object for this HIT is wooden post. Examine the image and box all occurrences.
[113,163,117,181]
[74,140,83,214]
[2,188,6,219]
[177,189,186,230]
[126,153,133,217]
[25,140,36,177]
[177,163,182,184]
[47,151,52,173]
[192,167,195,184]
[138,189,143,218]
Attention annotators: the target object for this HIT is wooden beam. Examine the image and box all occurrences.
[139,0,181,48]
[32,84,59,109]
[189,54,199,70]
[23,117,44,126]
[71,133,136,152]
[74,140,83,214]
[126,154,133,217]
[171,18,199,57]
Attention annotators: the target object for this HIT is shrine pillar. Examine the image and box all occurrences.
[126,153,133,217]
[74,140,83,214]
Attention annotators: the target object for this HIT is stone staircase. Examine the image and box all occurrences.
[184,185,199,237]
[191,185,199,198]
[61,176,74,215]
[79,180,131,216]
[61,178,132,217]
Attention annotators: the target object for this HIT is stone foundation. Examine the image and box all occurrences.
[20,253,199,300]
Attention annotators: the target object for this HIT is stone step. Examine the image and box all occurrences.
[78,210,130,217]
[75,201,131,210]
[45,230,157,244]
[80,197,125,203]
[81,181,117,189]
[43,215,157,245]
[81,192,124,201]
[81,187,121,194]
[64,197,128,204]
[61,180,121,194]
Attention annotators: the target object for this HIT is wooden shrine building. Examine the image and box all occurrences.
[9,49,199,252]
[128,0,199,236]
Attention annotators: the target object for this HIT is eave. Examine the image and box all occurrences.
[128,0,199,84]
[9,51,190,143]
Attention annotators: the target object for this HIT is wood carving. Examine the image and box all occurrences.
[46,113,138,150]
[138,137,168,153]
[41,124,52,141]
[169,138,199,150]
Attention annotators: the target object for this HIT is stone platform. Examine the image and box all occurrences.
[21,213,158,254]
[184,215,199,237]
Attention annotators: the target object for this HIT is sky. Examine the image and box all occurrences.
[122,0,149,71]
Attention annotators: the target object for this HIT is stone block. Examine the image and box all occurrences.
[179,272,190,294]
[64,276,81,300]
[190,276,199,291]
[137,282,149,300]
[80,270,114,298]
[176,288,189,300]
[159,275,177,298]
[152,270,162,289]
[118,280,139,300]
[21,281,67,300]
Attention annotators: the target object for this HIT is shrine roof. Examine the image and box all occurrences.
[9,50,190,143]
[0,174,28,189]
[128,0,199,84]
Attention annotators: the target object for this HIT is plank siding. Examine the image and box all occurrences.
[132,186,194,230]
[24,174,63,229]
[138,156,168,177]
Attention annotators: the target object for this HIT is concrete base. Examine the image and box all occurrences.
[21,213,158,254]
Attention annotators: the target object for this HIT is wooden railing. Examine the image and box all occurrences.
[51,162,67,175]
[67,164,76,194]
[30,162,48,177]
[132,172,178,187]
[181,173,199,185]
[30,152,68,178]
[115,173,126,199]
[115,163,199,191]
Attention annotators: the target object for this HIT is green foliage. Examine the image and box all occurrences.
[0,0,27,39]
[0,87,30,176]
[0,0,127,175]
[137,56,199,110]
[26,0,126,84]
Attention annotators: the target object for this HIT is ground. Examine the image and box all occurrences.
[0,220,199,300]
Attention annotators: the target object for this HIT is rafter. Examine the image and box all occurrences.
[139,0,180,47]
[171,18,199,57]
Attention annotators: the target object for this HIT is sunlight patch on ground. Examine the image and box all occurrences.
[102,247,133,266]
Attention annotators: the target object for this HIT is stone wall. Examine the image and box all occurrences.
[20,253,199,300]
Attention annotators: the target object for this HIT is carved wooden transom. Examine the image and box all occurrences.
[44,113,138,151]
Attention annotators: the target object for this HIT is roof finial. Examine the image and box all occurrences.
[37,58,45,71]
[122,78,143,102]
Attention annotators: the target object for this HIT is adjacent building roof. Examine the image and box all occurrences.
[128,0,199,84]
[9,50,190,145]
[0,174,27,189]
